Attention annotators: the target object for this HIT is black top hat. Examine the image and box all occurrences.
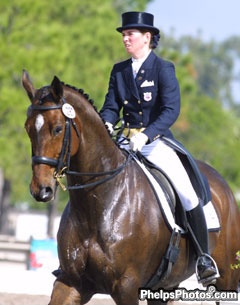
[116,11,159,35]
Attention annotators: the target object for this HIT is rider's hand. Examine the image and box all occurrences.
[105,122,114,134]
[130,132,148,152]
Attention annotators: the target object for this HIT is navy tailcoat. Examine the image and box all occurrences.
[100,51,180,143]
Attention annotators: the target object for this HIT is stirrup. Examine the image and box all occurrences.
[195,254,220,286]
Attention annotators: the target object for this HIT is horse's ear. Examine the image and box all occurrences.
[22,69,36,101]
[51,76,63,102]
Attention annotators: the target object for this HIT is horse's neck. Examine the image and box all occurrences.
[73,143,123,175]
[68,104,125,179]
[66,90,124,172]
[65,91,126,217]
[67,128,125,226]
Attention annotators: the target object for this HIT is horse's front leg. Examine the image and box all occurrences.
[48,280,82,305]
[110,272,143,305]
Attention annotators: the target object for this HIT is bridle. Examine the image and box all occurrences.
[31,100,76,188]
[30,98,132,191]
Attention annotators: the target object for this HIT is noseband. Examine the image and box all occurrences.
[31,98,132,190]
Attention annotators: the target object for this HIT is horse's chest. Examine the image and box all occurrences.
[60,242,88,275]
[87,240,116,278]
[61,239,114,279]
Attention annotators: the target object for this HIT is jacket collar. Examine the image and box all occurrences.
[123,51,156,99]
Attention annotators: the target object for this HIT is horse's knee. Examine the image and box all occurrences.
[48,280,81,305]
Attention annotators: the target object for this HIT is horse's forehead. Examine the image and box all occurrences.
[33,86,52,103]
[35,114,45,132]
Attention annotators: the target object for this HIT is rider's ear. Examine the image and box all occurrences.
[22,69,36,101]
[51,76,63,102]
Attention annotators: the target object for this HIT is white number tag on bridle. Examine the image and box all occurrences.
[62,103,76,119]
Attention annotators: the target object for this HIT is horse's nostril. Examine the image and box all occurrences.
[39,186,54,202]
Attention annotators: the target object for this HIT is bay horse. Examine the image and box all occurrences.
[23,70,240,305]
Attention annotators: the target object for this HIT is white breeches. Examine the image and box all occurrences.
[121,138,199,211]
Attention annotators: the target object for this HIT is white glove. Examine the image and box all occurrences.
[130,132,148,152]
[105,122,114,134]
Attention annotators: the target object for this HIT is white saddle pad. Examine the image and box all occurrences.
[134,157,221,234]
[203,201,221,231]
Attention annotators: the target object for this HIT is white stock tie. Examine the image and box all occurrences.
[132,59,142,78]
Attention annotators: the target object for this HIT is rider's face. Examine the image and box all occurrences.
[122,29,151,58]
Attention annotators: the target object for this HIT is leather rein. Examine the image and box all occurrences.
[30,98,132,191]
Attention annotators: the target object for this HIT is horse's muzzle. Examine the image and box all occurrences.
[30,185,55,202]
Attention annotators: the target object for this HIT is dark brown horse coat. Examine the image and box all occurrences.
[23,70,240,305]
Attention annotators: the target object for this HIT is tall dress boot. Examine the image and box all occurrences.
[186,203,219,286]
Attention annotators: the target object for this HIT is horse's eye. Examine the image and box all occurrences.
[53,125,63,136]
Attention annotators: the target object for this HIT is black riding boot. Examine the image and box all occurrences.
[187,204,219,286]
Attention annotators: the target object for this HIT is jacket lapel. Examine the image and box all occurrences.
[135,51,155,88]
[122,61,140,99]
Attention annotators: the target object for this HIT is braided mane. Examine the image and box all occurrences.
[62,82,96,109]
[62,83,112,134]
[36,81,100,118]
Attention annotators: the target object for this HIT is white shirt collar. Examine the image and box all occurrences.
[132,50,151,64]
